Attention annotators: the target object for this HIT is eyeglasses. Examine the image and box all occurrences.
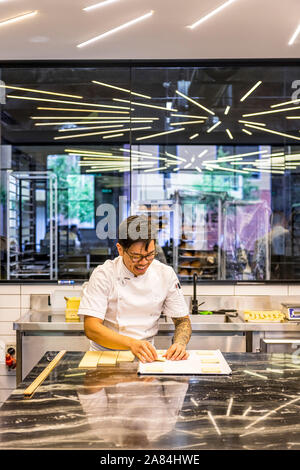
[125,250,157,263]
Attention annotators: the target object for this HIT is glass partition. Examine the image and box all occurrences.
[0,62,300,282]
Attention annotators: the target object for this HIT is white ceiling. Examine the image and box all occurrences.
[0,0,300,60]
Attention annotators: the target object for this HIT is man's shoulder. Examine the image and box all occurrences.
[151,259,175,277]
[91,257,119,278]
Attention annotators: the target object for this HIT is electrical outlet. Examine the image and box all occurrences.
[6,343,16,358]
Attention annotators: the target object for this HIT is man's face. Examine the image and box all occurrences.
[117,240,156,276]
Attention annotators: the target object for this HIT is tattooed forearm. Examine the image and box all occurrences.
[172,316,192,346]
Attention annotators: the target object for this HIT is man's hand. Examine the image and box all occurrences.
[164,342,189,361]
[129,339,158,363]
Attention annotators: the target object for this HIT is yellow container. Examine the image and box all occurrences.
[64,296,81,322]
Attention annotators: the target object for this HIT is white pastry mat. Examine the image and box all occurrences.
[138,349,232,375]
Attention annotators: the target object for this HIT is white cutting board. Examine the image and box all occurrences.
[138,349,232,375]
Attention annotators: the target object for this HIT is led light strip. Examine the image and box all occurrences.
[77,11,154,48]
[242,105,300,117]
[32,115,155,120]
[240,81,262,102]
[189,133,199,140]
[136,128,185,141]
[171,113,208,119]
[0,10,37,27]
[54,126,151,140]
[165,152,187,162]
[238,120,266,126]
[242,129,252,135]
[7,94,130,110]
[288,23,300,46]
[58,124,124,132]
[170,120,205,126]
[113,98,177,112]
[36,107,130,114]
[176,90,215,115]
[224,106,230,115]
[0,84,82,99]
[226,129,233,139]
[102,133,125,139]
[244,123,300,141]
[207,121,221,133]
[92,80,151,99]
[65,149,113,156]
[187,0,237,29]
[83,0,120,12]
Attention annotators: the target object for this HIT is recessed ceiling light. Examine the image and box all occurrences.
[77,11,154,48]
[288,23,300,45]
[0,10,38,27]
[187,0,238,29]
[83,0,120,12]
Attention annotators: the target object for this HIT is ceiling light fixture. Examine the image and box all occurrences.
[92,80,151,99]
[77,11,154,48]
[102,133,125,139]
[238,119,266,126]
[242,129,252,135]
[165,152,187,162]
[54,125,151,140]
[0,10,37,27]
[240,81,262,102]
[58,124,124,132]
[198,149,208,158]
[83,0,120,12]
[175,90,215,115]
[187,0,237,29]
[224,106,230,115]
[288,23,300,45]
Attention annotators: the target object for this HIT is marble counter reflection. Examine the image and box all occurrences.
[0,352,300,450]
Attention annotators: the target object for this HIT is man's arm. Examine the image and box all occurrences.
[84,316,158,363]
[164,315,192,360]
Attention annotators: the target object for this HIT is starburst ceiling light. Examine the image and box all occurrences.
[102,133,124,139]
[240,81,262,102]
[187,0,238,29]
[0,10,37,27]
[77,11,154,48]
[92,80,151,100]
[83,0,120,12]
[175,90,215,115]
[238,120,266,126]
[288,23,300,45]
[165,152,187,162]
[0,84,82,99]
[224,106,231,115]
[242,129,252,135]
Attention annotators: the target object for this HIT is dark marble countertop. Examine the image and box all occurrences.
[0,352,300,450]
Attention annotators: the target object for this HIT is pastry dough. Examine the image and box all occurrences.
[98,351,119,366]
[200,358,220,364]
[196,350,215,356]
[117,351,135,362]
[78,351,103,368]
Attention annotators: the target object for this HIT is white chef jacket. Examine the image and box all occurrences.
[78,256,189,351]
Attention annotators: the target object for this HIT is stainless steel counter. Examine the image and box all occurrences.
[13,310,300,385]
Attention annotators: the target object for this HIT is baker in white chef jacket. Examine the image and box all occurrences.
[79,215,192,363]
